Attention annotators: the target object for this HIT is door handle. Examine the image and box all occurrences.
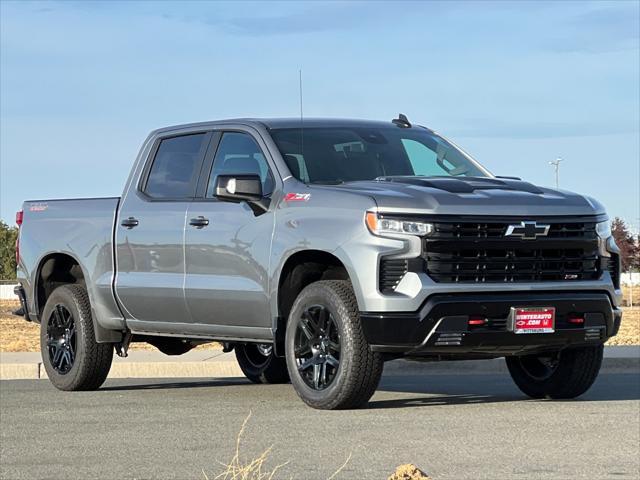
[121,217,139,229]
[189,216,210,228]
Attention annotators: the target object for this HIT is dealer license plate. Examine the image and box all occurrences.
[509,307,555,334]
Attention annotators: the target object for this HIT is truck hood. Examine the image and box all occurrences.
[323,176,605,217]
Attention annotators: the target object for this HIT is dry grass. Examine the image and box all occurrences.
[607,307,640,346]
[387,464,432,480]
[0,300,39,352]
[204,412,431,479]
[203,411,352,480]
[204,412,288,480]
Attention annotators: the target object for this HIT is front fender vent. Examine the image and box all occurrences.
[607,253,621,289]
[379,259,408,293]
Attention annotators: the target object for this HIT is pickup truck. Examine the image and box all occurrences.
[14,115,622,409]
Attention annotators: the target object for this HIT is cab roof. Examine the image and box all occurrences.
[154,117,428,135]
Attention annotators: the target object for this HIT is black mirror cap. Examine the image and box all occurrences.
[215,174,263,202]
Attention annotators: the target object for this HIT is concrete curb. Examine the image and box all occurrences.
[103,361,244,379]
[1,349,638,380]
[0,363,40,380]
[0,361,244,380]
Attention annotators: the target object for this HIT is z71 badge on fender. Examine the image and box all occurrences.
[284,192,311,202]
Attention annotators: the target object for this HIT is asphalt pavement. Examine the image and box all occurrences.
[1,369,639,480]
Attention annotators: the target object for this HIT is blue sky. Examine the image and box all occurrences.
[1,0,639,229]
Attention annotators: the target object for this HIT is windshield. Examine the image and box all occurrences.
[270,126,490,184]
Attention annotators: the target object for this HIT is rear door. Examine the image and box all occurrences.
[183,129,277,339]
[115,131,212,328]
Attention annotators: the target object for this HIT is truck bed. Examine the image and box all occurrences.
[18,197,125,335]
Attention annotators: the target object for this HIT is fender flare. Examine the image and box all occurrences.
[33,251,123,343]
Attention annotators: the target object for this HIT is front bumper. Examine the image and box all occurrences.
[360,292,621,357]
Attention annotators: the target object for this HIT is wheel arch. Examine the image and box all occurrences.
[34,252,86,318]
[274,249,361,352]
[33,251,121,343]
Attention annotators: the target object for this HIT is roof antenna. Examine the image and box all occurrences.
[299,69,304,156]
[392,113,411,128]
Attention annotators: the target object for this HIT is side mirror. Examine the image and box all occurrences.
[214,174,269,215]
[215,174,263,202]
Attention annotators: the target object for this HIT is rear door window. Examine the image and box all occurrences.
[144,133,209,199]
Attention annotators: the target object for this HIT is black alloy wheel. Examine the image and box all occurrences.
[294,304,341,390]
[235,343,290,384]
[285,280,383,410]
[40,284,113,391]
[46,304,77,374]
[247,344,274,366]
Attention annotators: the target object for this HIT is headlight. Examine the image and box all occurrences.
[366,212,433,236]
[596,220,611,239]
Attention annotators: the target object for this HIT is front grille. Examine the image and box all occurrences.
[424,219,601,283]
[431,222,597,239]
[379,259,408,293]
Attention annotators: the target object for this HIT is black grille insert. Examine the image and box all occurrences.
[380,259,408,293]
[607,253,621,289]
[430,222,597,239]
[424,220,601,283]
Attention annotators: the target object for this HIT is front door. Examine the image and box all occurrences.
[115,132,211,328]
[184,131,276,339]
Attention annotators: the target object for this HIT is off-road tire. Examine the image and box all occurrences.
[235,344,290,384]
[506,345,603,399]
[285,280,383,410]
[40,285,113,391]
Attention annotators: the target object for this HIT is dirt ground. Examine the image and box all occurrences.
[2,292,639,352]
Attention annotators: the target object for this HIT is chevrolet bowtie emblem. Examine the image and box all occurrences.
[505,221,550,240]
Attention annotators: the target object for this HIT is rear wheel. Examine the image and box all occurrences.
[285,280,383,410]
[506,345,603,399]
[40,284,113,391]
[235,343,290,384]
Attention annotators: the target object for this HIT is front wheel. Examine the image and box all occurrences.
[506,345,603,399]
[285,280,383,410]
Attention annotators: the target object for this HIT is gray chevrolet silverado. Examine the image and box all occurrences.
[14,115,622,409]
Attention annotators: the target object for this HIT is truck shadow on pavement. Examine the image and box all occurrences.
[96,372,640,409]
[99,378,249,391]
[369,372,640,409]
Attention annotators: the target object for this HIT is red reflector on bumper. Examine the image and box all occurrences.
[568,315,585,324]
[468,317,486,326]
